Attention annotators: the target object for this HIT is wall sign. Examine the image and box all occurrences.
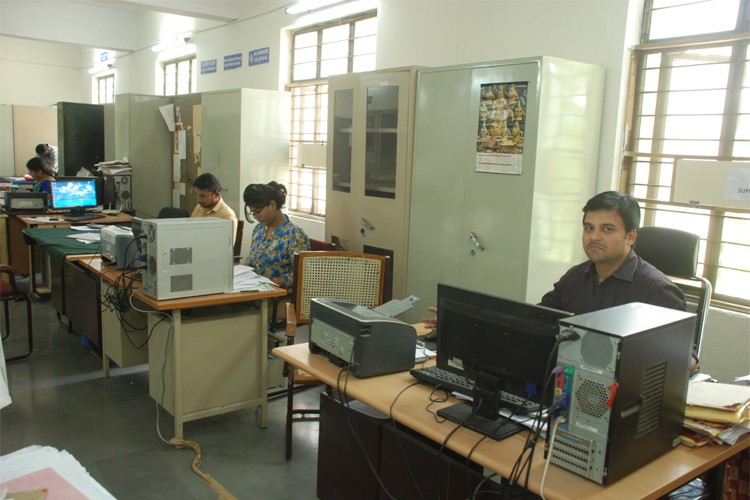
[201,59,217,74]
[224,53,243,70]
[249,47,270,66]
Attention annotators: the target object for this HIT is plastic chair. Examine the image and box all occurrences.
[635,226,712,358]
[157,207,189,218]
[0,265,33,362]
[284,251,387,459]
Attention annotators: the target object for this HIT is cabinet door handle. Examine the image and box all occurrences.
[469,231,485,251]
[361,218,375,231]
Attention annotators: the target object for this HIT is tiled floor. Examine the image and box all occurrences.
[1,295,324,499]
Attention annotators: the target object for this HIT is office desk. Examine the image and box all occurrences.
[273,343,749,500]
[80,257,287,439]
[19,213,132,295]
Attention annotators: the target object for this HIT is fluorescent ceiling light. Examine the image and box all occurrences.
[285,0,349,15]
[294,0,377,26]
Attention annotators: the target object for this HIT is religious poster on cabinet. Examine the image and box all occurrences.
[475,81,527,174]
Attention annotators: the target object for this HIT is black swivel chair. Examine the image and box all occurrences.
[635,226,713,359]
[1,265,33,362]
[157,207,190,218]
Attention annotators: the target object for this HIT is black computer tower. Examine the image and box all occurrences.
[549,302,695,484]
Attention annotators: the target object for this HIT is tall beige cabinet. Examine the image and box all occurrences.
[201,89,290,255]
[325,67,418,300]
[404,57,605,322]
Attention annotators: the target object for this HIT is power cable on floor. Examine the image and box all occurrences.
[169,438,238,500]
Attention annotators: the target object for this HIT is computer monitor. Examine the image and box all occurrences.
[50,177,99,214]
[434,283,572,439]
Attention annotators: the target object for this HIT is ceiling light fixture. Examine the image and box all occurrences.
[285,0,349,15]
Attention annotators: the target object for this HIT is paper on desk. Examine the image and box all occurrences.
[65,232,100,243]
[232,265,275,292]
[686,380,750,410]
[415,344,436,363]
[23,216,62,223]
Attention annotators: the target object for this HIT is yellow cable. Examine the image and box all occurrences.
[169,438,238,500]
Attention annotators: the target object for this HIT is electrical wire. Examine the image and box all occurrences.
[539,416,564,500]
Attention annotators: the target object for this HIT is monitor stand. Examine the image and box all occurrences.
[437,402,524,441]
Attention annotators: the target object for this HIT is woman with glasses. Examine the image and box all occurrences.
[243,181,310,288]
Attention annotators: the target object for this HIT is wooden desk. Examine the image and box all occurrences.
[80,257,287,439]
[273,343,749,500]
[19,213,132,295]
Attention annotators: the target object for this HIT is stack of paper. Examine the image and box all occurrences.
[682,381,750,446]
[232,265,276,292]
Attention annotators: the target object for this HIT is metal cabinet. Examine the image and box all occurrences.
[325,68,419,301]
[405,57,605,322]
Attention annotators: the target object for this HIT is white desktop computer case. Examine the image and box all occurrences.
[141,217,233,300]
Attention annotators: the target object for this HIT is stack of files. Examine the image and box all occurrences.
[682,380,750,446]
[232,265,276,292]
[95,160,132,175]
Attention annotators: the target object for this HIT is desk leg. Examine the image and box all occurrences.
[27,242,38,297]
[259,299,268,429]
[173,309,184,439]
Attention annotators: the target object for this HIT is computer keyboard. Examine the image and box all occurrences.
[410,366,473,394]
[410,366,540,414]
[64,214,102,222]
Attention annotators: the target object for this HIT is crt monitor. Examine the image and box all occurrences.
[434,284,572,439]
[50,177,99,213]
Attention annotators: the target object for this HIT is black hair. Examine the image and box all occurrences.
[582,191,641,233]
[35,144,48,155]
[193,173,223,193]
[26,157,49,174]
[243,181,287,210]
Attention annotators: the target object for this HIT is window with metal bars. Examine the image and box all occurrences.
[623,0,749,309]
[161,55,198,96]
[287,11,377,217]
[96,74,114,104]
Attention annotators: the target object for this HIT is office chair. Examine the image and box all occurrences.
[635,226,712,358]
[284,251,387,459]
[233,220,244,263]
[0,265,33,362]
[157,207,190,218]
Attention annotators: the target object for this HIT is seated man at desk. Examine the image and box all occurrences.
[423,191,696,369]
[190,173,238,244]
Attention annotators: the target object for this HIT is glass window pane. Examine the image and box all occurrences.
[662,139,719,156]
[715,267,750,300]
[355,17,378,37]
[293,62,317,81]
[322,40,349,60]
[295,32,317,49]
[354,35,376,56]
[321,58,348,78]
[294,46,318,64]
[666,90,727,115]
[322,24,349,43]
[668,63,729,92]
[353,54,376,73]
[649,0,740,40]
[663,115,723,140]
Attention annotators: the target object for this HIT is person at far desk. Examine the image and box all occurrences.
[243,181,310,289]
[422,191,698,372]
[26,157,55,199]
[35,143,58,175]
[190,172,238,244]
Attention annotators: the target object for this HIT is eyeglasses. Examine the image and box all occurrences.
[244,204,266,222]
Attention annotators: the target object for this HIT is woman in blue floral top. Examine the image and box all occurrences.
[243,181,310,288]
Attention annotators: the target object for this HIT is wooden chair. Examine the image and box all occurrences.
[284,250,388,459]
[635,226,712,359]
[0,265,33,362]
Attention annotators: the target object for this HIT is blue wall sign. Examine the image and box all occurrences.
[249,47,270,66]
[201,59,217,74]
[224,53,243,70]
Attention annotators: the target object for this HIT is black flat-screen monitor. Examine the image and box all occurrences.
[50,177,99,213]
[434,283,572,439]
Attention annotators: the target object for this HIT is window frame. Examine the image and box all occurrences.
[622,0,750,311]
[161,54,198,96]
[286,10,377,218]
[96,74,115,104]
